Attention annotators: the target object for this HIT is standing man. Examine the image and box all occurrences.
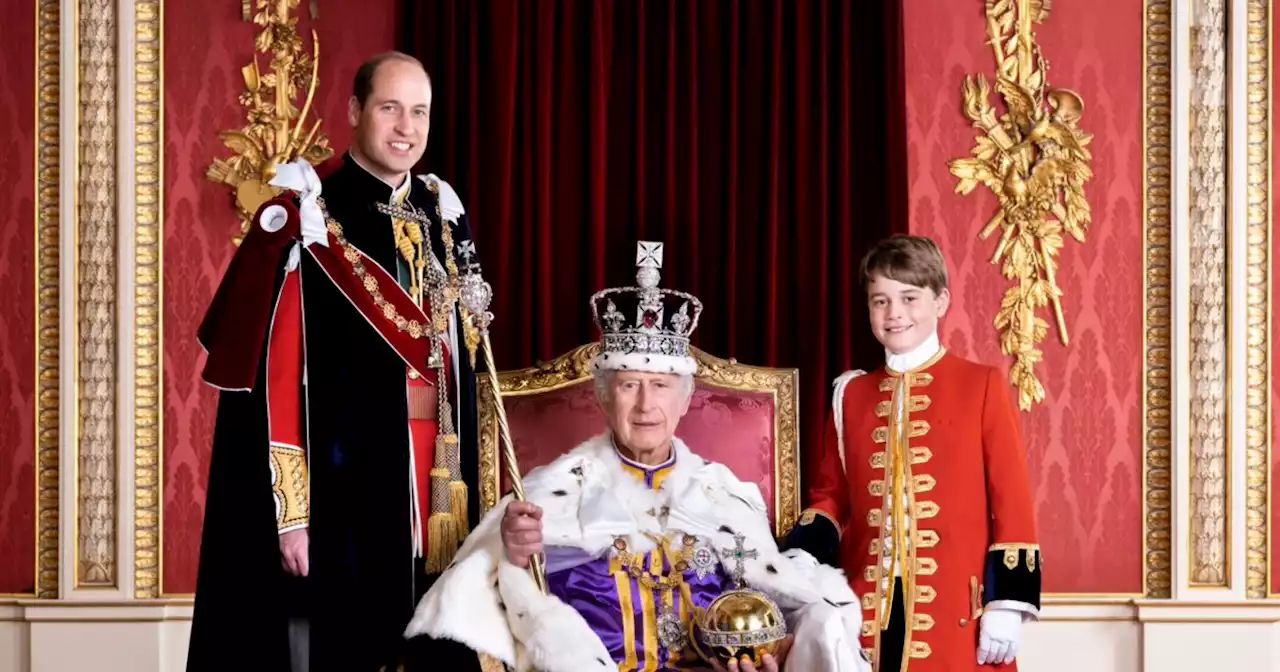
[187,51,484,672]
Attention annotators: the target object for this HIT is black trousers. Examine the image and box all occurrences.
[878,577,907,672]
[401,636,484,672]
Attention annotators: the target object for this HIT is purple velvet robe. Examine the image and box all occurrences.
[545,448,729,671]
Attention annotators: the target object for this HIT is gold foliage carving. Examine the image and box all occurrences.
[1186,0,1229,589]
[78,0,119,588]
[477,345,800,538]
[948,0,1094,410]
[207,0,331,245]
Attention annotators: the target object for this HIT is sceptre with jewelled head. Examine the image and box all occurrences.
[455,239,548,594]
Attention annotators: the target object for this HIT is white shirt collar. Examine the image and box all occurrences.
[390,173,412,204]
[885,330,942,373]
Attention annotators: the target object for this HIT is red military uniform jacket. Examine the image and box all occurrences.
[792,342,1041,671]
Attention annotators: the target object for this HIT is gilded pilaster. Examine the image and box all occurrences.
[35,0,62,600]
[76,0,118,588]
[1187,0,1230,588]
[133,0,163,600]
[1143,0,1173,599]
[1243,0,1270,599]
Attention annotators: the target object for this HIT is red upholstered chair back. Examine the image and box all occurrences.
[477,344,801,536]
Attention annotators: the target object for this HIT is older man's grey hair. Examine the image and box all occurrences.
[592,369,695,405]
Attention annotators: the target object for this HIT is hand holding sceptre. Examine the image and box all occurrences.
[456,241,548,594]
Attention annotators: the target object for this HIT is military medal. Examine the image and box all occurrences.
[692,543,717,580]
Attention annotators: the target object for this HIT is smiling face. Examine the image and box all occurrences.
[599,371,692,459]
[866,273,950,355]
[347,57,432,185]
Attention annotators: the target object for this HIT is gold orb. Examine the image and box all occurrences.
[691,587,787,668]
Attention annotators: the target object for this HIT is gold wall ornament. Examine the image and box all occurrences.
[948,0,1094,410]
[208,0,331,245]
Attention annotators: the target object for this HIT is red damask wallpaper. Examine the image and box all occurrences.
[162,2,401,594]
[0,1,37,595]
[903,0,1145,593]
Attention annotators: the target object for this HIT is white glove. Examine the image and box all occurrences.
[268,159,327,248]
[977,608,1021,665]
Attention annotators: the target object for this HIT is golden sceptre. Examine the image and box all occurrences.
[455,241,548,594]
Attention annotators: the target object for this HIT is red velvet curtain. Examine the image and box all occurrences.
[404,0,905,492]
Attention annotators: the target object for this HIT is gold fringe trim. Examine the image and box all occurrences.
[426,465,465,573]
[450,480,469,535]
[426,513,461,574]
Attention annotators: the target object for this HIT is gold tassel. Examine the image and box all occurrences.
[426,464,464,574]
[425,512,460,574]
[449,480,469,535]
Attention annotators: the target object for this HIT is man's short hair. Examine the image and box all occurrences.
[859,234,949,295]
[352,51,431,107]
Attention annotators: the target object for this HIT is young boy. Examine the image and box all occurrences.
[783,235,1040,671]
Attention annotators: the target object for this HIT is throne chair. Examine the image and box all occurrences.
[476,343,801,537]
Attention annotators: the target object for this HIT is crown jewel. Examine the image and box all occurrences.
[589,242,703,375]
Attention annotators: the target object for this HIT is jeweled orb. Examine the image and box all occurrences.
[692,587,787,668]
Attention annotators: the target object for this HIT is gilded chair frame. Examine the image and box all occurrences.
[477,343,802,537]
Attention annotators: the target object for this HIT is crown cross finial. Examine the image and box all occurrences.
[720,533,758,589]
[637,241,663,270]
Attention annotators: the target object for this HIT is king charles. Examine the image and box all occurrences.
[404,242,871,672]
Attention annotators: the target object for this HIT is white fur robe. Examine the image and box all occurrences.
[405,434,871,672]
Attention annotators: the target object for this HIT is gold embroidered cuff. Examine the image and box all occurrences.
[984,543,1042,608]
[269,443,309,532]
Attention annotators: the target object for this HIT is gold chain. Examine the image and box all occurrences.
[613,535,699,590]
[317,196,447,342]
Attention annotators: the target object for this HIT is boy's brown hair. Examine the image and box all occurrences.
[859,234,949,295]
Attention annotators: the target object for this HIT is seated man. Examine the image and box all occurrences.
[406,242,870,672]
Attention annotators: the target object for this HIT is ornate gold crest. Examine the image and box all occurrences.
[948,0,1093,410]
[207,0,334,245]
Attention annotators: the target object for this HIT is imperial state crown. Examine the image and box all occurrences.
[589,241,703,376]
